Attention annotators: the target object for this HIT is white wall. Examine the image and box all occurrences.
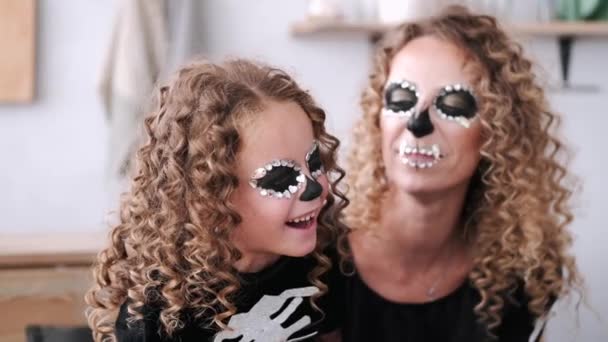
[189,0,373,141]
[0,0,115,233]
[524,39,608,341]
[0,0,606,340]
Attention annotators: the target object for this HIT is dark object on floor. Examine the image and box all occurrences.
[25,325,93,342]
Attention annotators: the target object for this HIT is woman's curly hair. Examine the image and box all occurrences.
[85,58,348,341]
[344,5,581,334]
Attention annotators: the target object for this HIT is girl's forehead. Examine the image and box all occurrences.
[236,101,316,173]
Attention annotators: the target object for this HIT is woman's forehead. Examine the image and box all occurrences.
[388,36,477,92]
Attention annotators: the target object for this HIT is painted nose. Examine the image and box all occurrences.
[299,175,322,201]
[407,108,434,138]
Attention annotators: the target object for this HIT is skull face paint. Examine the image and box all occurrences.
[249,160,306,199]
[433,84,478,128]
[305,141,324,179]
[300,141,324,201]
[230,100,329,260]
[379,36,483,194]
[383,80,479,130]
[249,140,325,200]
[382,80,419,119]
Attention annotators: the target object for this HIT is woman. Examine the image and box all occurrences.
[341,6,581,341]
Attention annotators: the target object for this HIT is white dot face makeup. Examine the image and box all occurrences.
[249,140,325,200]
[306,140,325,179]
[383,79,479,129]
[382,80,420,119]
[380,35,483,195]
[230,100,329,259]
[433,83,478,128]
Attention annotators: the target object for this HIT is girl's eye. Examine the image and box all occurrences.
[255,166,300,193]
[307,143,324,178]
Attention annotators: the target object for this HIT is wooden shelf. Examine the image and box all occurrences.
[291,20,389,36]
[291,20,608,38]
[514,21,608,36]
[0,232,106,268]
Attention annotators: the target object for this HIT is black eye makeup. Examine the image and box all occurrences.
[382,80,419,118]
[306,141,324,178]
[249,159,306,199]
[249,140,324,199]
[433,84,478,128]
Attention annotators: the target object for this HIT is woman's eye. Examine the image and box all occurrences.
[385,83,418,112]
[435,90,477,119]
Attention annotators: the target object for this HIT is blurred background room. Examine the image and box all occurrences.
[0,0,607,341]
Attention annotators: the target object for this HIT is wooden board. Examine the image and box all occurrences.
[0,0,36,103]
[291,20,608,37]
[0,232,106,268]
[0,231,104,341]
[0,267,92,342]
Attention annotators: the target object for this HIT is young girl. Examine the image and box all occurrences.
[85,59,347,342]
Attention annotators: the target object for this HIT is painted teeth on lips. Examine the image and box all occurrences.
[398,142,442,169]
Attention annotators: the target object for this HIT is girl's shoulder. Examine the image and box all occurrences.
[114,253,342,341]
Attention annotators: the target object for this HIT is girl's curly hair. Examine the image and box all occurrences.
[85,58,348,341]
[344,5,581,333]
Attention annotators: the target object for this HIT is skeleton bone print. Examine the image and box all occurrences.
[213,286,320,342]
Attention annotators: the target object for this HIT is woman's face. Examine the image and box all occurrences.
[380,35,483,195]
[230,100,328,259]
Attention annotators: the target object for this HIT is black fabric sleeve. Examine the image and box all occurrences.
[115,301,163,342]
[317,247,347,334]
[496,303,536,342]
[496,283,557,342]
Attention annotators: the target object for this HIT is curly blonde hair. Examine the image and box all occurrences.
[345,6,581,333]
[85,58,348,341]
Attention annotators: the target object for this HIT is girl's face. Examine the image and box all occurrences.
[230,100,328,261]
[380,35,483,195]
